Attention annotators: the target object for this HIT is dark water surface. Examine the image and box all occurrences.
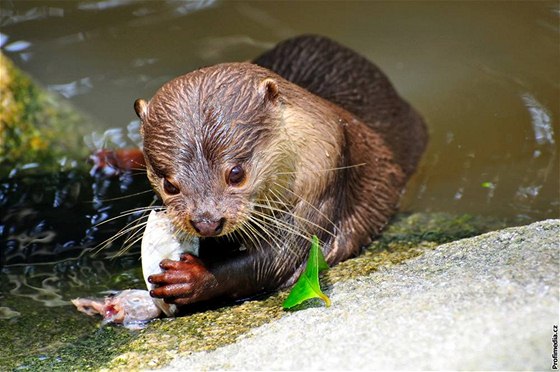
[1,0,558,367]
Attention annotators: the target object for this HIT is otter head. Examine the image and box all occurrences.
[134,63,292,239]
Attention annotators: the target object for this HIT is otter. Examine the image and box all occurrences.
[133,35,427,307]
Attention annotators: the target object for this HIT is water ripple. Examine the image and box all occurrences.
[47,77,93,98]
[521,93,555,146]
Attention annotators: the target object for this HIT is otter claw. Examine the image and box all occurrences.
[159,258,174,269]
[180,252,193,261]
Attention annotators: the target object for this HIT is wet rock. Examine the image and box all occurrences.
[0,51,91,177]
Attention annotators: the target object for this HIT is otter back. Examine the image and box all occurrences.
[253,34,428,177]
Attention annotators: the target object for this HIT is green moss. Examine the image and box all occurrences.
[0,52,91,177]
[0,264,146,371]
[378,212,505,245]
[0,295,105,370]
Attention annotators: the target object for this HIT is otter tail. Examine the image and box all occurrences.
[253,35,428,177]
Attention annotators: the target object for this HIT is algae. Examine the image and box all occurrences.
[0,261,144,371]
[0,52,92,177]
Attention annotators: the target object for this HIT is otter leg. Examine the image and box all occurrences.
[148,241,308,305]
[90,148,145,176]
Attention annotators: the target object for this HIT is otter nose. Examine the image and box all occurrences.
[190,218,225,237]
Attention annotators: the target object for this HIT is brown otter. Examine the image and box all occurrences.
[133,35,427,307]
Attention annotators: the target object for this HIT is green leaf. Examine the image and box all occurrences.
[282,235,331,309]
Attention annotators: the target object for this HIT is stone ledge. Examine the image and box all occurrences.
[160,219,559,371]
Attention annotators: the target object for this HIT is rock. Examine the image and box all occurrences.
[0,51,92,177]
[162,219,559,370]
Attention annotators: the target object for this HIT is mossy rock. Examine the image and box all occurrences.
[0,52,92,177]
[0,212,505,371]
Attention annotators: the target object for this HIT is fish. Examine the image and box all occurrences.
[140,210,199,316]
[72,210,198,327]
[71,289,161,329]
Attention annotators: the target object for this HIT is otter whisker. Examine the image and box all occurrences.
[248,214,318,259]
[246,221,286,259]
[111,227,148,258]
[237,224,261,251]
[237,199,287,251]
[92,213,151,252]
[93,202,163,256]
[114,219,151,257]
[240,216,275,251]
[89,189,154,203]
[128,166,148,173]
[250,201,335,240]
[94,215,150,256]
[247,192,321,255]
[94,205,164,228]
[251,216,284,250]
[276,162,366,176]
[269,182,339,235]
[248,208,315,245]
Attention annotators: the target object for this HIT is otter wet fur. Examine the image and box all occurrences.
[134,35,428,307]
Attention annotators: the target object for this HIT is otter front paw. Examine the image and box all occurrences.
[148,253,218,305]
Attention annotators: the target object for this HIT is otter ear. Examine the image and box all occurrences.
[259,78,279,103]
[134,99,148,121]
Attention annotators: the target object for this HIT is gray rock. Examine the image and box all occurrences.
[160,219,559,371]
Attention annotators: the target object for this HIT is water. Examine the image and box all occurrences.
[0,0,558,367]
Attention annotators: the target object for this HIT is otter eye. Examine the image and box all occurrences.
[227,165,245,186]
[162,178,180,195]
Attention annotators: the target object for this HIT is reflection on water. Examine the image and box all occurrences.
[522,93,555,146]
[0,116,154,321]
[48,76,93,98]
[0,0,558,366]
